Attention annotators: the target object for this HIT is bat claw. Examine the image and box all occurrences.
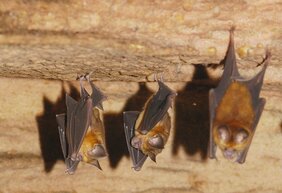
[85,71,95,82]
[256,49,271,67]
[153,73,165,82]
[154,73,157,82]
[132,166,142,171]
[160,72,164,82]
[76,72,94,82]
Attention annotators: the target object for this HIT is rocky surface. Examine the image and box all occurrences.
[0,0,281,81]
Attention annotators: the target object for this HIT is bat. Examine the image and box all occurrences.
[124,80,177,171]
[56,75,107,174]
[208,27,271,163]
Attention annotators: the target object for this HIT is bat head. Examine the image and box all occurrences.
[131,133,164,160]
[213,124,251,162]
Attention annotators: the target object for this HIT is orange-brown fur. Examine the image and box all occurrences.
[80,108,105,163]
[213,82,255,151]
[135,113,171,156]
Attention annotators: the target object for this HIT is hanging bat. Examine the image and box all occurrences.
[56,75,107,174]
[208,27,271,163]
[124,80,177,171]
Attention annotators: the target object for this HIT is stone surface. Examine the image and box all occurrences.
[0,0,281,81]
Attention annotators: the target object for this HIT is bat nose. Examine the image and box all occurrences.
[223,149,236,160]
[148,135,164,149]
[89,144,107,158]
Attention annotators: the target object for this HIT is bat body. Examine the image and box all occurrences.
[56,75,107,174]
[209,27,271,163]
[124,81,177,171]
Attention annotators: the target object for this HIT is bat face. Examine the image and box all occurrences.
[124,80,176,170]
[213,125,250,161]
[208,27,271,163]
[56,75,107,174]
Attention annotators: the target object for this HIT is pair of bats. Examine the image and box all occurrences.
[56,28,270,174]
[56,75,177,173]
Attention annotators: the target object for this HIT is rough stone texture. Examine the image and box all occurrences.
[0,0,281,81]
[0,0,281,193]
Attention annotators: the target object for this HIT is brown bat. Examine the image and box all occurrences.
[209,27,271,163]
[56,75,107,174]
[124,80,177,171]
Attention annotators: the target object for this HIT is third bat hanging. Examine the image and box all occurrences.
[208,27,271,163]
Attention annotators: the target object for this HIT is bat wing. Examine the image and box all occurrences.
[89,81,107,110]
[244,50,271,106]
[138,81,176,134]
[237,98,266,163]
[208,89,217,159]
[56,113,67,159]
[65,93,92,161]
[214,27,241,102]
[56,111,82,174]
[235,44,269,163]
[123,111,148,171]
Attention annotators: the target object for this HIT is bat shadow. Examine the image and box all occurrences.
[36,82,80,173]
[104,83,153,169]
[172,64,218,160]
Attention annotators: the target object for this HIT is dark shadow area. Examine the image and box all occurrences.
[104,83,153,168]
[172,64,218,160]
[36,82,80,172]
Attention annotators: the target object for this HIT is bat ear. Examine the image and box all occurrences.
[89,160,102,170]
[149,154,157,162]
[148,135,164,149]
[88,144,107,158]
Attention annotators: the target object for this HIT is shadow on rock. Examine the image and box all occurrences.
[36,82,79,173]
[172,64,218,160]
[104,83,153,168]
